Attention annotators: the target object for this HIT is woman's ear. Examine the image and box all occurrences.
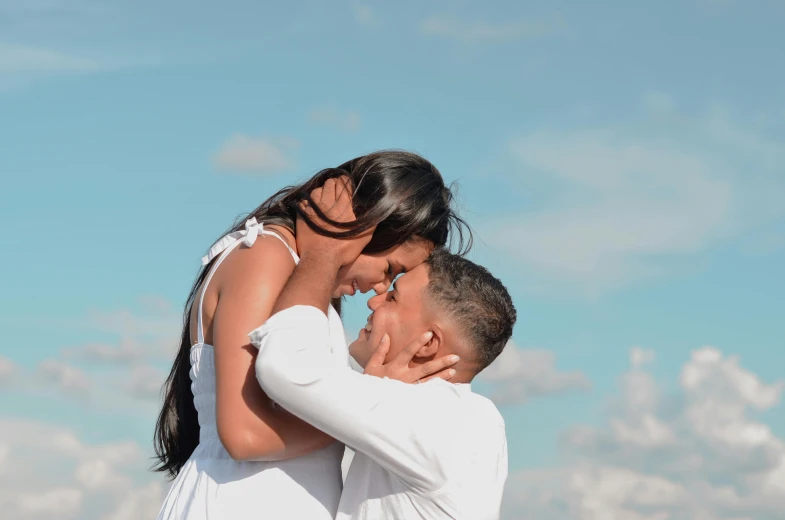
[415,325,443,359]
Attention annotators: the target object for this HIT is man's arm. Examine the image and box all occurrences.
[252,305,451,494]
[255,176,449,492]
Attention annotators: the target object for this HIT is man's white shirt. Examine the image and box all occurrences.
[250,306,508,520]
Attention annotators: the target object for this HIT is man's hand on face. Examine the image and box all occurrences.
[363,332,459,384]
[295,176,375,269]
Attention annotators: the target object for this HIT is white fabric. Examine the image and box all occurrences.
[251,305,508,520]
[200,217,299,266]
[156,229,348,520]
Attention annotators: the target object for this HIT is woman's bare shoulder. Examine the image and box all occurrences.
[213,232,297,293]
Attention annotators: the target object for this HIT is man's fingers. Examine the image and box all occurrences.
[394,331,433,367]
[418,354,459,379]
[419,368,457,384]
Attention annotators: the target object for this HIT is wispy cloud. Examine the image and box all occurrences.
[0,43,100,75]
[127,365,166,400]
[480,341,590,404]
[0,355,16,385]
[51,297,178,402]
[38,358,91,397]
[83,297,181,359]
[352,2,375,27]
[309,107,362,132]
[484,97,785,293]
[63,341,147,365]
[0,419,163,520]
[212,134,298,174]
[419,15,564,43]
[502,347,785,519]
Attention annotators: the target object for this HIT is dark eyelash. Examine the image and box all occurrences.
[386,263,394,276]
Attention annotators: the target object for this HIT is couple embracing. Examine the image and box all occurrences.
[154,151,516,520]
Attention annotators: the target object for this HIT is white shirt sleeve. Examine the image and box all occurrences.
[251,305,450,494]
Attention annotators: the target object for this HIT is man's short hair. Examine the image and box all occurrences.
[424,248,516,370]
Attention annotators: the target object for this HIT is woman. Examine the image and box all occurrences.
[154,150,469,519]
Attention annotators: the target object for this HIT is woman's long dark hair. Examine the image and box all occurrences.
[153,150,471,478]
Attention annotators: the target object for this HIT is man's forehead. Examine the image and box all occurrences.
[394,262,430,294]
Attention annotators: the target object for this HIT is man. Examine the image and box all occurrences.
[250,243,515,519]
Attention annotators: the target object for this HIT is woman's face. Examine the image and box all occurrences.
[334,239,433,298]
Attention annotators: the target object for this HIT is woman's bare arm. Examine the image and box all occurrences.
[198,235,335,461]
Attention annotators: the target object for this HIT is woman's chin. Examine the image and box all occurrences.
[333,283,357,298]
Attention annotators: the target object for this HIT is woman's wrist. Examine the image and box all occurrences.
[298,250,343,273]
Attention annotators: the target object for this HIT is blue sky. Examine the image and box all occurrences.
[1,1,784,518]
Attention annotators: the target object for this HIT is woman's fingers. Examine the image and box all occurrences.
[419,368,457,383]
[365,334,390,370]
[394,331,433,367]
[323,178,336,203]
[311,176,356,224]
[418,354,459,381]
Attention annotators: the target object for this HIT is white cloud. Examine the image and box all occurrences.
[38,358,91,396]
[63,341,147,365]
[630,347,656,369]
[499,130,734,287]
[0,419,158,520]
[309,107,362,132]
[127,365,165,400]
[212,134,296,174]
[352,2,375,26]
[502,347,785,519]
[76,296,181,363]
[102,481,164,520]
[16,488,83,517]
[419,15,563,43]
[0,43,99,75]
[479,341,590,404]
[86,300,180,343]
[0,355,16,384]
[40,297,179,404]
[486,101,784,293]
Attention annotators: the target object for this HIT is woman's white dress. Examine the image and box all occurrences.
[156,219,348,520]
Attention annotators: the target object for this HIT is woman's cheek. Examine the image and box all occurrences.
[335,264,352,284]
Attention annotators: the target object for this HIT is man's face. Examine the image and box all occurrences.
[349,263,430,368]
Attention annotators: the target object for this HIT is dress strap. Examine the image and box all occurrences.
[195,218,299,344]
[261,230,300,264]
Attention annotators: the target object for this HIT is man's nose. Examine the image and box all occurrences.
[372,279,391,295]
[367,292,385,311]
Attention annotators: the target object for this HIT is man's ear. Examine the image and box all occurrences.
[415,325,443,359]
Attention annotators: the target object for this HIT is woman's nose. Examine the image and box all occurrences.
[372,279,391,295]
